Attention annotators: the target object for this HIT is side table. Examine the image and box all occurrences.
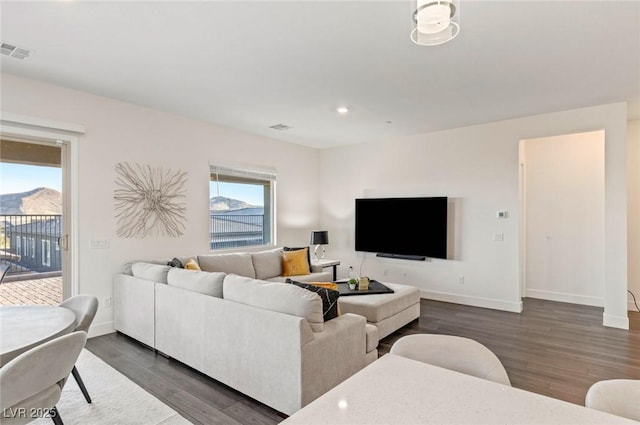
[311,259,340,281]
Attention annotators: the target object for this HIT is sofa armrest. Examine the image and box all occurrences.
[365,323,379,353]
[300,313,370,406]
[114,274,156,348]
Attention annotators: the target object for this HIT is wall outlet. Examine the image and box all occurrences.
[104,296,112,308]
[459,276,465,285]
[383,269,389,276]
[494,233,504,242]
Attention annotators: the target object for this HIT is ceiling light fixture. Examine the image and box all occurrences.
[337,106,349,114]
[411,0,460,46]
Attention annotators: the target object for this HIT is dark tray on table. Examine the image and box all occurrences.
[335,280,394,296]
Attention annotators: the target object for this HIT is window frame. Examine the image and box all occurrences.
[209,163,277,251]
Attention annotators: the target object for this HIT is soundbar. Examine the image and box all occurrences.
[376,253,426,261]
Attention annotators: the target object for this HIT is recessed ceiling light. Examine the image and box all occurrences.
[337,106,349,114]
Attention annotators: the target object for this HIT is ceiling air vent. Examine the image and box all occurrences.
[269,124,292,131]
[1,43,31,60]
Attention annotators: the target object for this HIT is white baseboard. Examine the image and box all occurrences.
[420,290,523,313]
[88,320,115,338]
[526,289,603,307]
[603,313,629,330]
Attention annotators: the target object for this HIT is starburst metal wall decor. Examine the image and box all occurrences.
[114,162,188,238]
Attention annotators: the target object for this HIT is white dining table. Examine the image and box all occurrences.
[0,305,77,367]
[282,353,637,425]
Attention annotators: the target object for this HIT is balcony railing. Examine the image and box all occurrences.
[0,215,62,274]
[210,213,266,250]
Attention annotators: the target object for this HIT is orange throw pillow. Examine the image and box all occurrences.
[282,248,311,276]
[309,282,338,291]
[184,259,201,271]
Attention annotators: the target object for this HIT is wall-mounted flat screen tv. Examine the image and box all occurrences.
[355,197,447,260]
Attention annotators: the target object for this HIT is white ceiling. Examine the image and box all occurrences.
[1,1,639,149]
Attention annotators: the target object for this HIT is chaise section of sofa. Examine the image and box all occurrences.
[114,255,377,415]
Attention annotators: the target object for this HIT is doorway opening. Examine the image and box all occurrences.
[0,139,63,305]
[519,130,606,308]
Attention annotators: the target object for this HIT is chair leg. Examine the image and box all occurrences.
[50,406,63,425]
[71,365,92,403]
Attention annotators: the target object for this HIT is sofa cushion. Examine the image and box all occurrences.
[223,274,324,332]
[131,262,171,283]
[282,249,311,276]
[198,253,256,278]
[251,248,283,280]
[265,271,332,283]
[287,279,340,322]
[167,268,225,298]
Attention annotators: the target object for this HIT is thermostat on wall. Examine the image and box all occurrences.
[496,211,508,219]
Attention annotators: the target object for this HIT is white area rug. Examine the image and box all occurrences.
[33,350,191,425]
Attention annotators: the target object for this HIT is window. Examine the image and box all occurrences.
[209,164,276,250]
[42,240,51,267]
[29,237,36,258]
[15,236,21,255]
[22,236,27,256]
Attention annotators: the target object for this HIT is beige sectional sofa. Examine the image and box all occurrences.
[114,248,378,415]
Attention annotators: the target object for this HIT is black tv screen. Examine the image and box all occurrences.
[355,197,447,259]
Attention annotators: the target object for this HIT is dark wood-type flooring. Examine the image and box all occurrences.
[86,298,640,424]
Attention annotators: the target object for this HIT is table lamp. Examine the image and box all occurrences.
[310,230,329,261]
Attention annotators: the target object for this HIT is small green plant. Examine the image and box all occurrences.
[347,278,358,288]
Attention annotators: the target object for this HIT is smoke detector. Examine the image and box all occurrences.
[1,43,31,60]
[269,124,293,131]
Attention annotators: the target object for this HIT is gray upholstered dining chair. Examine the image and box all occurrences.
[390,334,512,386]
[585,379,640,421]
[59,295,99,404]
[0,331,87,425]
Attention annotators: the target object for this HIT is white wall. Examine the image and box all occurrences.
[320,103,629,328]
[629,120,640,311]
[523,131,605,306]
[1,72,633,329]
[0,73,321,335]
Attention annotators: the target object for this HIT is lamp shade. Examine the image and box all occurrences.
[310,231,329,245]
